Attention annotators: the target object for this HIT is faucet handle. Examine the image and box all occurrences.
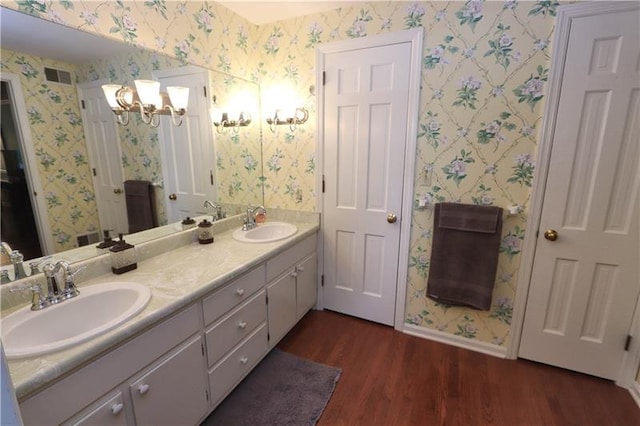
[61,265,86,299]
[29,256,53,275]
[10,283,48,311]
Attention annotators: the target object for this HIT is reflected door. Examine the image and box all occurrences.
[520,6,640,380]
[156,68,215,222]
[78,81,128,236]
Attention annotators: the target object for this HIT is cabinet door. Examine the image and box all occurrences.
[266,271,297,347]
[65,392,127,426]
[296,253,317,318]
[130,336,208,426]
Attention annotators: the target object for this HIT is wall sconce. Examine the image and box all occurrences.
[266,107,309,132]
[101,80,189,128]
[210,96,252,134]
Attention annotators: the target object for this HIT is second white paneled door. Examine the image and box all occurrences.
[519,4,640,380]
[322,39,413,326]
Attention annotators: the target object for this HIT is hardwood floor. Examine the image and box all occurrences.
[277,310,640,426]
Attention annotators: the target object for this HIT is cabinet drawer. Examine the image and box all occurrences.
[64,392,127,426]
[208,324,269,406]
[203,264,266,326]
[205,290,266,366]
[266,234,316,282]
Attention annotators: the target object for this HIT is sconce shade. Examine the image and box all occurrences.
[101,84,122,109]
[134,80,161,106]
[210,105,223,124]
[167,86,189,110]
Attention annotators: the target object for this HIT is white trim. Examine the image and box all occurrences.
[630,381,640,409]
[403,324,508,359]
[1,73,55,255]
[315,28,423,327]
[509,1,640,390]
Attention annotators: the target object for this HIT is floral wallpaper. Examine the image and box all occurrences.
[253,0,556,348]
[1,48,100,252]
[3,1,637,381]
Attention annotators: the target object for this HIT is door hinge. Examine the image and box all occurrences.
[266,294,269,305]
[323,71,327,86]
[205,389,209,402]
[321,274,324,287]
[267,332,270,342]
[203,86,207,97]
[535,229,539,238]
[201,342,205,356]
[81,100,85,109]
[625,335,632,351]
[92,168,97,177]
[210,170,214,186]
[322,175,325,193]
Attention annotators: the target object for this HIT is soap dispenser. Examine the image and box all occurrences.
[110,233,137,274]
[197,219,214,244]
[96,230,117,254]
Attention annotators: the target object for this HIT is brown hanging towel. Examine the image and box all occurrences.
[426,202,503,310]
[123,180,157,234]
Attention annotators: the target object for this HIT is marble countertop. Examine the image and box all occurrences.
[5,211,320,401]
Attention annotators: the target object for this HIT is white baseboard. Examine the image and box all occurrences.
[403,323,508,358]
[630,381,640,408]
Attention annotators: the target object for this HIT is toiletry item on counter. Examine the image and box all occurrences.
[110,233,137,274]
[96,230,117,253]
[197,219,214,244]
[181,217,196,230]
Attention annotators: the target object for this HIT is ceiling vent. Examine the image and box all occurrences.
[44,67,72,85]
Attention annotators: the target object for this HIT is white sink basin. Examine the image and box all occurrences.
[232,222,297,243]
[1,282,151,359]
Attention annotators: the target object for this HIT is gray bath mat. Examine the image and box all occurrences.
[201,349,341,426]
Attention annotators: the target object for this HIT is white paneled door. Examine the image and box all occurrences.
[156,67,215,222]
[78,81,128,236]
[322,41,412,326]
[519,5,640,380]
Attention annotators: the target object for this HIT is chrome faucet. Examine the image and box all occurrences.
[204,200,225,221]
[41,261,84,305]
[242,205,266,231]
[1,242,32,281]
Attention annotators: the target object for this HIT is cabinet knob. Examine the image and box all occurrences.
[111,403,124,416]
[238,321,247,329]
[296,266,304,272]
[240,356,248,365]
[290,272,298,278]
[138,383,150,395]
[235,288,245,296]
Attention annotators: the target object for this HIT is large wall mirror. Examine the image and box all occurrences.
[0,7,263,280]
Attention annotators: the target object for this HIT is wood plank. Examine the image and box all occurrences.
[278,310,639,425]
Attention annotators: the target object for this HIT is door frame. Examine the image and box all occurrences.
[1,73,54,255]
[509,1,640,387]
[315,28,424,330]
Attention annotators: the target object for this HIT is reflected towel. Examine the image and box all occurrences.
[124,180,157,234]
[427,202,503,310]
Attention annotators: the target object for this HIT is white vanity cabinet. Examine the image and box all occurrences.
[266,235,317,347]
[202,264,269,408]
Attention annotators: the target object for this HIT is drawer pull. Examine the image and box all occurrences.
[138,384,150,395]
[240,356,248,365]
[238,321,247,329]
[296,266,305,272]
[111,403,124,416]
[235,288,245,296]
[290,272,298,278]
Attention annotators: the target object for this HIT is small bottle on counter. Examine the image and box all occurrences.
[197,219,214,244]
[181,216,196,230]
[110,233,137,274]
[96,230,117,254]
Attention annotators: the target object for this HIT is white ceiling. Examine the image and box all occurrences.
[219,1,356,25]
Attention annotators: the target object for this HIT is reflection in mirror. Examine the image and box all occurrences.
[0,7,263,280]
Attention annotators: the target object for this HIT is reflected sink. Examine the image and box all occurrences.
[232,222,298,243]
[1,282,151,359]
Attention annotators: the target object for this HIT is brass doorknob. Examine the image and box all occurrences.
[168,193,177,201]
[544,229,558,241]
[387,213,397,224]
[113,188,122,194]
